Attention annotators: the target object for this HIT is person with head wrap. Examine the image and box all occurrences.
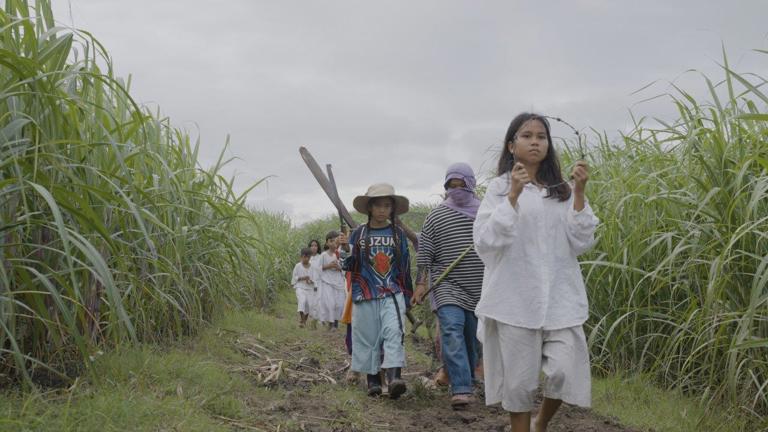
[412,162,485,409]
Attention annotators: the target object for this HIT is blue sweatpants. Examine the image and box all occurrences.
[351,293,406,375]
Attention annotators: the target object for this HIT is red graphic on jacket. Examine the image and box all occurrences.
[372,251,392,278]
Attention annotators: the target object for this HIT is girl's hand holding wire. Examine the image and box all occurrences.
[571,161,589,193]
[571,160,589,212]
[508,162,530,205]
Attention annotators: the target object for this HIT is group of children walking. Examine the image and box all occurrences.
[290,234,347,329]
[290,112,600,432]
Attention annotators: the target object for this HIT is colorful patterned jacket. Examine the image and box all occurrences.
[341,224,413,303]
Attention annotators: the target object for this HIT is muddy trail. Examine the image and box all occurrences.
[223,307,641,432]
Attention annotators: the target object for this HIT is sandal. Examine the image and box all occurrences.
[450,393,474,409]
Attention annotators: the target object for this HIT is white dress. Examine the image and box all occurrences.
[316,250,346,322]
[308,254,322,319]
[291,263,315,314]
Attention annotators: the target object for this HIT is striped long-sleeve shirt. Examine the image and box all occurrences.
[417,205,484,311]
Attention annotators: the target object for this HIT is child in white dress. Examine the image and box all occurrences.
[317,231,346,329]
[291,248,315,328]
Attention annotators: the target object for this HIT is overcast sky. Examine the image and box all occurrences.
[52,1,767,225]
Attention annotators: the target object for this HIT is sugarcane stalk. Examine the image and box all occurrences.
[419,243,474,299]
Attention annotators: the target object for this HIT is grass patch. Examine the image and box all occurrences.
[0,311,267,431]
[0,388,229,432]
[405,335,435,371]
[593,374,758,432]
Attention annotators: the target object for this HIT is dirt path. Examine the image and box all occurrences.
[226,310,641,432]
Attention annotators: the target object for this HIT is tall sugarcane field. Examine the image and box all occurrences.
[0,1,767,431]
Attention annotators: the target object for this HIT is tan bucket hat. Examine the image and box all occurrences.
[352,183,410,215]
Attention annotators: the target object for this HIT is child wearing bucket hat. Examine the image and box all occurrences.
[339,183,413,399]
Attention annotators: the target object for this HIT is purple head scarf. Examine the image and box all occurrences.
[440,162,481,220]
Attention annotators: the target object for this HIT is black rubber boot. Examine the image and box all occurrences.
[386,367,406,399]
[366,373,382,397]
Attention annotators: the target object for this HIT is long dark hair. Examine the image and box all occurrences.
[497,112,571,201]
[360,197,403,273]
[307,239,321,255]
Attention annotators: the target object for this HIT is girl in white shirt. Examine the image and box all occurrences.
[473,113,599,432]
[317,231,346,329]
[307,239,322,327]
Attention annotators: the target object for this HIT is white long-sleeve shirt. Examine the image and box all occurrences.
[318,250,346,290]
[309,255,322,286]
[291,263,315,291]
[473,174,599,330]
